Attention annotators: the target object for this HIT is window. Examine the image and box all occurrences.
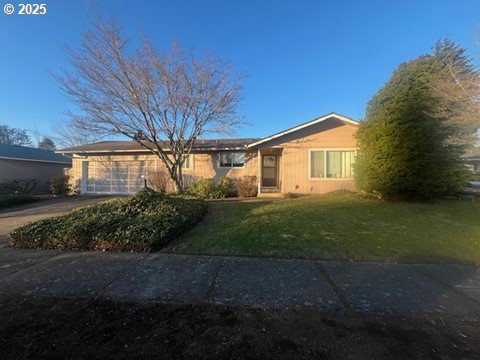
[181,154,194,170]
[310,150,355,179]
[310,151,325,178]
[219,152,245,168]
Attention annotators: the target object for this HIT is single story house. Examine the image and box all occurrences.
[0,144,72,194]
[58,113,359,195]
[464,148,480,174]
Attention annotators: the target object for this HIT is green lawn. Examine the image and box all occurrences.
[166,194,480,264]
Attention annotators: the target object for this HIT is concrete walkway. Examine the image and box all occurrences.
[1,247,480,318]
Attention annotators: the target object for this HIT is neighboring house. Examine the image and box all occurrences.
[464,148,480,174]
[0,144,72,194]
[58,113,359,195]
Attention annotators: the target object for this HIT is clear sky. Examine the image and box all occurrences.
[0,0,479,140]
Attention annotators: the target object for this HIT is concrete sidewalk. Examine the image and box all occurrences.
[1,247,480,318]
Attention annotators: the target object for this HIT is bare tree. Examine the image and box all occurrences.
[52,119,108,148]
[430,40,480,148]
[30,128,57,150]
[0,124,32,146]
[56,16,244,191]
[30,128,43,145]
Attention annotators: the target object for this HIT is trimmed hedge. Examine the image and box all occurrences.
[10,188,207,252]
[188,176,236,199]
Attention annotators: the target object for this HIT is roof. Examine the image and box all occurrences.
[57,112,358,154]
[0,143,72,165]
[247,112,359,148]
[58,138,261,154]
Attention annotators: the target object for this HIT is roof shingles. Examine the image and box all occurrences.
[59,138,261,153]
[0,144,72,164]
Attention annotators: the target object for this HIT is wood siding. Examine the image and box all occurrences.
[68,118,358,195]
[256,119,358,194]
[69,151,258,193]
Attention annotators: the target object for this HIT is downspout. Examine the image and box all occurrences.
[257,149,261,196]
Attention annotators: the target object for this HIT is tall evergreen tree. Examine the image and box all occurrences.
[355,42,475,200]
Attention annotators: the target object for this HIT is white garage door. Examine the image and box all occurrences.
[83,160,156,194]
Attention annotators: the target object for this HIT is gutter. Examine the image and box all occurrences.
[0,156,72,165]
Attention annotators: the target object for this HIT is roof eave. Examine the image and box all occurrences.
[0,156,72,165]
[57,147,251,154]
[56,149,155,154]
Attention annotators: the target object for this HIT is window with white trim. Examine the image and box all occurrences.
[181,154,194,170]
[310,150,355,178]
[219,152,245,168]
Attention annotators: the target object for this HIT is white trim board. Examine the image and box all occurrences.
[57,147,249,154]
[0,156,71,165]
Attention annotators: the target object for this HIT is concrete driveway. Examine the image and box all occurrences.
[0,196,110,247]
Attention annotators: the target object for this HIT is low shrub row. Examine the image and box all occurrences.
[10,188,207,252]
[188,175,257,199]
[188,176,236,199]
[0,179,38,195]
[0,194,39,209]
[0,175,73,198]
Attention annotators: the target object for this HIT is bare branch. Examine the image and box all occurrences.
[56,15,246,191]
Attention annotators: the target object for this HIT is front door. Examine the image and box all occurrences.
[261,154,278,187]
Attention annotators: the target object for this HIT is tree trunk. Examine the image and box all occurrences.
[177,165,184,192]
[168,165,183,193]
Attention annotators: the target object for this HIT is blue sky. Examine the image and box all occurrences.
[0,0,479,140]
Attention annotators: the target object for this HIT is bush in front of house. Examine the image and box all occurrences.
[237,175,258,197]
[188,178,218,198]
[218,176,237,197]
[0,179,40,208]
[10,187,207,252]
[0,194,39,209]
[49,175,71,196]
[149,170,169,193]
[0,178,38,195]
[188,176,237,199]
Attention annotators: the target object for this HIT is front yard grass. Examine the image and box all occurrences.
[166,194,480,264]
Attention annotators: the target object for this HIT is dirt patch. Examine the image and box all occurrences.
[0,295,478,359]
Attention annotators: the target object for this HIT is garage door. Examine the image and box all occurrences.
[83,160,156,194]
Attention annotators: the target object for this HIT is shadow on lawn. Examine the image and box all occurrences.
[166,195,480,266]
